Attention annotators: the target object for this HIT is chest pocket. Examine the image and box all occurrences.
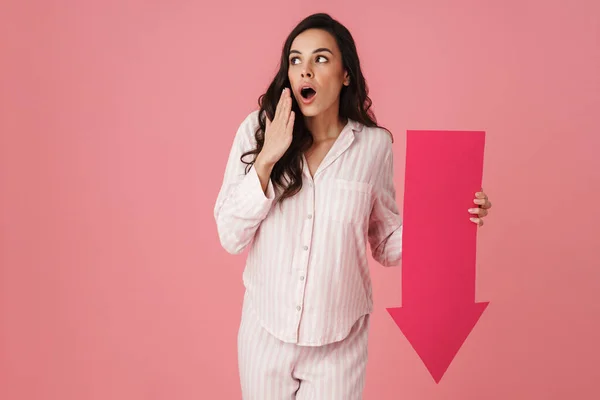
[321,179,373,226]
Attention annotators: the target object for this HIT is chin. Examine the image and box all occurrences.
[298,101,326,118]
[299,107,319,117]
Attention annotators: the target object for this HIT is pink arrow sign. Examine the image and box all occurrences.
[387,129,488,383]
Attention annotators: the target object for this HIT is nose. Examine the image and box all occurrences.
[301,68,313,78]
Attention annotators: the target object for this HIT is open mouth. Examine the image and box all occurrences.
[300,87,317,100]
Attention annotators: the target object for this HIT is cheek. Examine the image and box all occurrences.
[322,74,344,96]
[289,73,302,92]
[287,73,297,88]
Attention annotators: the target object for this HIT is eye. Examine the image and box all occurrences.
[289,55,329,65]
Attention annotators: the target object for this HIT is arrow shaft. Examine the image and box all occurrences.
[401,130,485,306]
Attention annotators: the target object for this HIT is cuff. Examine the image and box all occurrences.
[234,165,275,218]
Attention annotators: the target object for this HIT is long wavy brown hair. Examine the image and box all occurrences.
[241,13,392,203]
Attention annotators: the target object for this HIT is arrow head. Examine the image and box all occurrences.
[387,301,489,383]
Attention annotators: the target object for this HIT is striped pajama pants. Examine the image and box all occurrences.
[237,295,370,399]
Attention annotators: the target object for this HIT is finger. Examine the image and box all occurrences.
[468,207,488,217]
[284,90,293,116]
[286,111,295,134]
[274,88,287,120]
[265,114,271,130]
[470,217,484,226]
[469,208,486,217]
[474,196,492,208]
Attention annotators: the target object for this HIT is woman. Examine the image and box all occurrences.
[214,12,492,400]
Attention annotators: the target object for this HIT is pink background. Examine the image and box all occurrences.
[2,0,599,399]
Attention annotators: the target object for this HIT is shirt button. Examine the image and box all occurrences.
[303,245,308,250]
[300,275,305,281]
[296,305,301,311]
[307,214,312,219]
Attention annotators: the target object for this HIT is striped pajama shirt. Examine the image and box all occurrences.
[214,110,403,399]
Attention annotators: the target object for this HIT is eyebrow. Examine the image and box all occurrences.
[289,47,334,56]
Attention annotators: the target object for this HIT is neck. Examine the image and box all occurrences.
[304,104,346,142]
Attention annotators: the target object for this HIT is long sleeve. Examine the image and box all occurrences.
[368,139,403,266]
[214,111,276,254]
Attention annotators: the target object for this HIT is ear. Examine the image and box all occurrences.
[343,70,350,86]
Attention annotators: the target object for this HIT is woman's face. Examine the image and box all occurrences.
[287,28,350,118]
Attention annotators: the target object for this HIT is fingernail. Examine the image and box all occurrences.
[468,208,476,213]
[470,217,478,222]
